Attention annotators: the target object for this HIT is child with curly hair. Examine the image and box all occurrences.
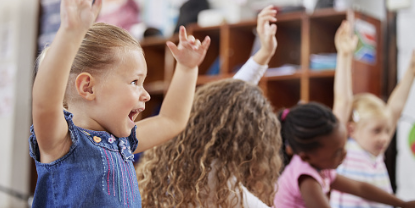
[29,0,210,207]
[136,5,281,208]
[274,21,415,208]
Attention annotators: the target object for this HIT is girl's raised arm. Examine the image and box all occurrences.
[134,26,210,153]
[386,50,415,137]
[331,174,415,208]
[234,5,277,85]
[333,21,357,125]
[32,0,102,163]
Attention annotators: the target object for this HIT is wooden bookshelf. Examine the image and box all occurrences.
[139,8,382,115]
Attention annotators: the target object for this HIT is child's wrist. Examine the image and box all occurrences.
[254,48,273,65]
[338,51,353,58]
[176,63,198,72]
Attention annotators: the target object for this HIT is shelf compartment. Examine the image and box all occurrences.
[141,39,166,85]
[308,76,334,108]
[225,22,257,74]
[271,18,302,69]
[309,12,345,56]
[266,79,301,111]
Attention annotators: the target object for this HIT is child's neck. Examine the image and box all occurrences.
[68,105,106,132]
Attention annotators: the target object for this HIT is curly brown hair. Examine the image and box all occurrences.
[136,79,282,208]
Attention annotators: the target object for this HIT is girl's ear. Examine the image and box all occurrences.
[75,72,96,101]
[347,122,356,138]
[286,145,294,156]
[298,152,310,162]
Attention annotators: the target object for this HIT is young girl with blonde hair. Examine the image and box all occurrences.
[330,47,415,208]
[29,0,210,207]
[136,5,281,208]
[274,21,415,208]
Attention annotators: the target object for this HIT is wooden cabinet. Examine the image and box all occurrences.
[139,8,382,117]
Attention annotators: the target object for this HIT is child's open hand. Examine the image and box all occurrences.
[166,26,211,69]
[60,0,102,33]
[257,5,277,56]
[335,20,358,55]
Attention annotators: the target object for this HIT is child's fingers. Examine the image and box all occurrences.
[259,5,276,16]
[259,9,277,18]
[351,35,358,47]
[258,11,277,24]
[91,0,102,19]
[193,39,201,50]
[188,35,196,44]
[269,24,277,36]
[200,36,211,50]
[179,26,188,42]
[335,21,347,40]
[166,41,179,56]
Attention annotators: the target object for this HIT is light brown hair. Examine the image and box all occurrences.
[350,93,389,125]
[137,79,282,208]
[37,22,142,108]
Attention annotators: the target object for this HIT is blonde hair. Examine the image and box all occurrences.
[137,79,283,208]
[350,93,389,124]
[36,23,142,108]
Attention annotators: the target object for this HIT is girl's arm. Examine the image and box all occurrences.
[333,21,357,125]
[32,0,102,163]
[299,175,332,208]
[386,50,415,137]
[134,26,210,153]
[234,5,277,85]
[331,174,415,207]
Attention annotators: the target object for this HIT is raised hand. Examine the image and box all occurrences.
[335,20,358,55]
[257,5,278,56]
[166,26,211,69]
[60,0,102,33]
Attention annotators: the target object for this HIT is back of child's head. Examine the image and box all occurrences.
[350,93,389,126]
[278,102,338,164]
[37,22,142,108]
[137,79,282,208]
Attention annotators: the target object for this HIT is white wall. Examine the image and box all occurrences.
[396,0,415,200]
[0,0,37,207]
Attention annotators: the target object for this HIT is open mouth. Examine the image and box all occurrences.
[128,109,139,121]
[128,108,144,122]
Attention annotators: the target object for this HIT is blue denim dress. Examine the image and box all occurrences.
[29,111,142,208]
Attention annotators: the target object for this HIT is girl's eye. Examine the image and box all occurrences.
[131,80,138,86]
[373,128,381,134]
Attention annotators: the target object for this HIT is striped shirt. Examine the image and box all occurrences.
[330,138,393,208]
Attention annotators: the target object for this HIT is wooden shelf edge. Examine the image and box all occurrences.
[140,37,167,47]
[309,8,347,18]
[144,81,167,95]
[265,71,302,80]
[196,74,233,85]
[308,70,335,78]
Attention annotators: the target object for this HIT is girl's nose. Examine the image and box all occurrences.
[141,89,151,102]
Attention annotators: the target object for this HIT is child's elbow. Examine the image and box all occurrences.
[174,117,189,133]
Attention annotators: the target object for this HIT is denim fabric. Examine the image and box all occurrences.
[29,111,142,208]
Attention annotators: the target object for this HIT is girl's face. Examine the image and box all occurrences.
[93,49,150,138]
[304,124,347,170]
[351,116,391,156]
